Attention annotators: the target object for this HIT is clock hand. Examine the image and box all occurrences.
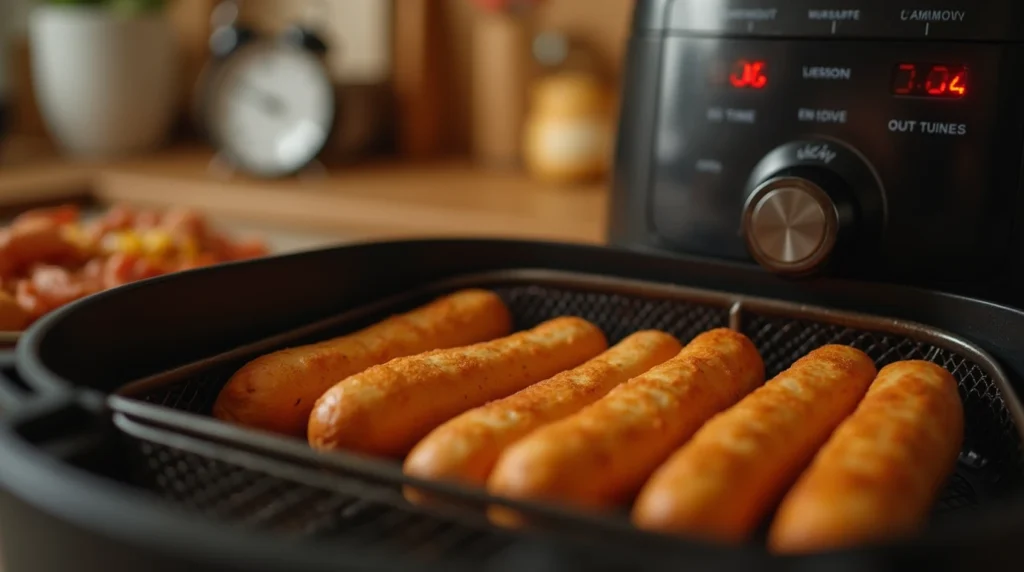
[239,81,286,116]
[263,94,286,117]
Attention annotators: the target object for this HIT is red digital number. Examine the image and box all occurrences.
[892,63,968,98]
[949,69,967,96]
[894,63,916,95]
[925,65,950,95]
[729,59,768,89]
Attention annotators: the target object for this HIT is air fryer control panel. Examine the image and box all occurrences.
[610,0,1024,303]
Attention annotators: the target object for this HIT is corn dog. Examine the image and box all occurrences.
[768,360,964,553]
[632,345,877,541]
[307,316,608,457]
[212,289,513,438]
[486,328,765,515]
[403,330,682,496]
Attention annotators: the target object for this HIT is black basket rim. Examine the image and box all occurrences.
[103,267,1024,542]
[4,239,1024,571]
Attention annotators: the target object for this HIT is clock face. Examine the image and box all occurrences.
[208,40,335,177]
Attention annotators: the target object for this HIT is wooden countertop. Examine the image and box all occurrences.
[0,143,610,245]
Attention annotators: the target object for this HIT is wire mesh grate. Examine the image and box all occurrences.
[128,438,517,562]
[124,281,1024,556]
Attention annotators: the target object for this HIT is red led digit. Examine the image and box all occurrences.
[949,69,967,96]
[892,63,968,98]
[729,59,769,89]
[746,61,768,88]
[729,59,750,88]
[894,63,916,95]
[925,65,950,95]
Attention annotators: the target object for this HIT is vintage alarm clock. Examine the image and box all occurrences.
[197,1,335,179]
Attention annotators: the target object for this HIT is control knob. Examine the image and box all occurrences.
[741,140,885,277]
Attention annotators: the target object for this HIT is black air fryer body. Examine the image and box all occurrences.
[610,0,1024,307]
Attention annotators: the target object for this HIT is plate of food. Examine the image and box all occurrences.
[0,203,269,344]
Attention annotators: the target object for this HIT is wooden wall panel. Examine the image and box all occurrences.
[392,0,446,158]
[534,0,635,78]
[237,0,392,83]
[168,0,215,130]
[439,0,634,154]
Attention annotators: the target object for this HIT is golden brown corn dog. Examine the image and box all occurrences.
[212,289,513,438]
[631,345,878,542]
[307,316,608,457]
[486,328,764,515]
[769,360,964,554]
[403,330,682,496]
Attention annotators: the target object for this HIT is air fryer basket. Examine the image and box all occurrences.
[2,240,1024,572]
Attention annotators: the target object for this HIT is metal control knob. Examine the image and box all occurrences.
[742,176,839,275]
[741,139,885,278]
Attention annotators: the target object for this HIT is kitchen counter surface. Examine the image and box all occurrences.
[0,143,610,247]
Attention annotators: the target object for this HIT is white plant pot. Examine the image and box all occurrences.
[29,5,179,158]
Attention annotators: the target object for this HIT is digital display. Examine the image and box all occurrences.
[729,59,769,89]
[891,63,968,99]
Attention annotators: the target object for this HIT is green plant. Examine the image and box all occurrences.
[43,0,167,13]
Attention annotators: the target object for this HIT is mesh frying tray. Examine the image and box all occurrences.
[98,269,1024,569]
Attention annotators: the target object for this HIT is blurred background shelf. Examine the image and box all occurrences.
[0,141,609,251]
[0,0,627,254]
[0,136,98,206]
